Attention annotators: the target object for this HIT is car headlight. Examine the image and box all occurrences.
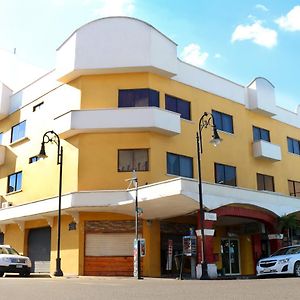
[278,258,290,264]
[0,257,11,263]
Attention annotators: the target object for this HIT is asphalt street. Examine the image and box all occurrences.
[0,276,298,300]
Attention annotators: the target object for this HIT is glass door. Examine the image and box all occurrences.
[221,238,240,275]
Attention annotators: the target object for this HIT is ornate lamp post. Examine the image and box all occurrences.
[38,130,64,277]
[196,112,222,279]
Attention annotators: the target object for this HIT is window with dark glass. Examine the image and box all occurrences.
[212,110,233,133]
[288,180,300,197]
[253,126,270,142]
[118,149,149,172]
[287,137,300,155]
[11,121,26,143]
[29,156,40,164]
[118,89,159,108]
[257,173,274,192]
[7,171,22,193]
[214,163,236,186]
[165,95,191,120]
[167,152,193,178]
[33,102,44,112]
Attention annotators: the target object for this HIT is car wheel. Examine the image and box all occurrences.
[0,272,4,277]
[19,271,30,277]
[294,261,300,277]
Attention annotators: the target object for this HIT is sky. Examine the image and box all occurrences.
[0,0,299,111]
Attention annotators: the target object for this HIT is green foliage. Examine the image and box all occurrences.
[277,214,298,232]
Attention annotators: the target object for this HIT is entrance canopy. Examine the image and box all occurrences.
[1,178,300,227]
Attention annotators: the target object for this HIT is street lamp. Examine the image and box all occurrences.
[132,170,142,280]
[38,130,64,277]
[196,112,222,280]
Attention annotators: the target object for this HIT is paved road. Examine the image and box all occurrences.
[0,276,299,300]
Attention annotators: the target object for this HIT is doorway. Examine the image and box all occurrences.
[221,238,240,275]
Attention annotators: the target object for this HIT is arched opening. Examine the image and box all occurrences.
[210,205,279,276]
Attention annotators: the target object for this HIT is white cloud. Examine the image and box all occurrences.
[93,0,135,17]
[275,5,300,31]
[180,43,208,67]
[231,21,277,48]
[255,4,268,12]
[214,53,221,59]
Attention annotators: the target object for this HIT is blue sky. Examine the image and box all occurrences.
[0,0,299,110]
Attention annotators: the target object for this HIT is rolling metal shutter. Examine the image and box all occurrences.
[28,227,51,273]
[85,233,134,256]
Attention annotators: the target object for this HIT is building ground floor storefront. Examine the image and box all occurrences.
[0,178,300,277]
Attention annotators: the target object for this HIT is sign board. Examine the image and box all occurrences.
[166,239,173,271]
[204,212,217,221]
[268,234,284,240]
[183,236,197,256]
[133,239,138,278]
[195,229,215,237]
[140,239,146,257]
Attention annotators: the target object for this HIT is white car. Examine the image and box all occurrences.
[0,245,31,277]
[257,245,300,277]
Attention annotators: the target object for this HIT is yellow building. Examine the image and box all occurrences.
[0,17,300,278]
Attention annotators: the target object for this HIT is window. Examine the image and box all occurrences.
[118,89,159,108]
[288,180,300,197]
[118,149,149,172]
[0,132,3,145]
[11,121,26,143]
[7,171,22,193]
[212,110,233,133]
[33,102,44,112]
[167,152,193,178]
[29,156,40,164]
[214,163,236,186]
[253,126,270,142]
[165,95,191,120]
[257,173,274,192]
[287,137,300,155]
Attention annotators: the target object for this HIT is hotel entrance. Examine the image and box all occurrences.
[221,238,240,275]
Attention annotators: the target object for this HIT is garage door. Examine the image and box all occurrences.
[85,233,135,276]
[28,227,51,273]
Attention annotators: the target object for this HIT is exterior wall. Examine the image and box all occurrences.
[56,216,80,276]
[4,224,24,253]
[73,72,300,195]
[142,219,161,277]
[239,235,254,275]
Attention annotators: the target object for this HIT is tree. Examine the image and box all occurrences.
[277,214,299,245]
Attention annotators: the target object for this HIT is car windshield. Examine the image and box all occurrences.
[271,246,300,256]
[0,247,19,255]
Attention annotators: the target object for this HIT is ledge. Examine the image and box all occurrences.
[9,136,29,147]
[2,178,300,224]
[54,107,181,138]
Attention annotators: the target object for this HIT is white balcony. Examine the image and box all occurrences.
[54,107,181,138]
[247,77,277,117]
[0,82,12,120]
[252,140,282,161]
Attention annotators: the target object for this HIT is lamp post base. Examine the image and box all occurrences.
[54,258,63,277]
[200,262,210,280]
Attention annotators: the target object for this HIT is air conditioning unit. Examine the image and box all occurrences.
[1,202,12,209]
